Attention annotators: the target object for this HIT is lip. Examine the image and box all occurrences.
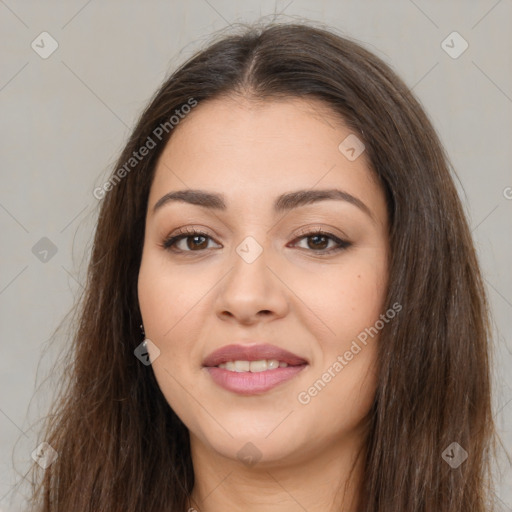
[202,343,308,368]
[202,343,308,395]
[205,365,307,395]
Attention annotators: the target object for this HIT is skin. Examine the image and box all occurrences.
[137,96,389,512]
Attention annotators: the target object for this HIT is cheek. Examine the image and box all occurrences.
[298,251,388,345]
[138,255,204,418]
[301,343,378,435]
[137,251,217,399]
[138,251,208,341]
[302,251,386,425]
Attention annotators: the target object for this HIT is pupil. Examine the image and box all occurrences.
[189,235,207,250]
[309,235,327,250]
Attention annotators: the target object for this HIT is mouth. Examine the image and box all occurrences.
[217,359,293,372]
[202,343,308,395]
[203,342,308,368]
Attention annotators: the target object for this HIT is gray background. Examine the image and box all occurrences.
[1,0,511,510]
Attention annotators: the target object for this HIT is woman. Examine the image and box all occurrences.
[29,21,497,512]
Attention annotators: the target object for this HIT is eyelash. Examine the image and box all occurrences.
[161,227,351,256]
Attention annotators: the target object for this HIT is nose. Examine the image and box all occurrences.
[214,240,290,325]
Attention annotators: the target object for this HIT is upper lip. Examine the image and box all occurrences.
[203,343,308,367]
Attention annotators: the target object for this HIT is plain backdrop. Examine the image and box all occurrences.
[0,1,511,510]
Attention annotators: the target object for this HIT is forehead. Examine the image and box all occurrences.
[148,96,385,222]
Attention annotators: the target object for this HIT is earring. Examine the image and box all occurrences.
[140,323,145,339]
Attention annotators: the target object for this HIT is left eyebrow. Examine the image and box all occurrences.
[152,188,374,222]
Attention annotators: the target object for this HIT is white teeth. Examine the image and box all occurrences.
[217,359,288,372]
[234,360,250,372]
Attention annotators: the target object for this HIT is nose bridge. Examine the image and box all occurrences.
[228,234,272,296]
[215,233,288,322]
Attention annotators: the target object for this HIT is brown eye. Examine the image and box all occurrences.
[163,229,350,255]
[163,230,219,252]
[305,234,330,250]
[291,230,351,254]
[184,235,208,250]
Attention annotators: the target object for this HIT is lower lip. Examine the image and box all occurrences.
[204,365,307,395]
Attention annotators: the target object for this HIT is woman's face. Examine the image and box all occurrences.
[138,96,389,466]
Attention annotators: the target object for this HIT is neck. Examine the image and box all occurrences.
[186,432,366,512]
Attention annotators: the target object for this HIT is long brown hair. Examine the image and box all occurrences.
[28,21,497,511]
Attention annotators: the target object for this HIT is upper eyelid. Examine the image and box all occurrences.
[166,226,347,242]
